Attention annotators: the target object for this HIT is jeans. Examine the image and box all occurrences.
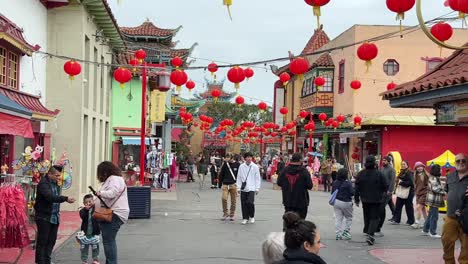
[392,192,415,224]
[240,191,255,220]
[441,216,468,264]
[423,206,439,235]
[362,202,380,237]
[222,184,237,217]
[80,242,99,262]
[99,214,123,264]
[285,206,308,220]
[35,219,59,264]
[333,200,353,235]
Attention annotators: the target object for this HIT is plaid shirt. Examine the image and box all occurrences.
[426,176,446,208]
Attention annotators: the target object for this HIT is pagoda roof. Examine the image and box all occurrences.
[0,14,39,55]
[121,20,181,40]
[196,78,236,99]
[171,94,205,109]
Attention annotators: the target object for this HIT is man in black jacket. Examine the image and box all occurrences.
[277,153,313,219]
[34,165,76,264]
[354,155,388,245]
[219,153,241,221]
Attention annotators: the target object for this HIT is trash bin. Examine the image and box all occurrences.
[127,186,151,219]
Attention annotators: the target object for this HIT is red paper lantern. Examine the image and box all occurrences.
[354,116,362,129]
[386,0,416,31]
[227,66,246,90]
[357,42,378,72]
[290,57,310,81]
[314,76,325,90]
[211,89,222,102]
[279,107,288,116]
[351,152,359,160]
[431,22,454,43]
[113,67,132,89]
[135,49,146,63]
[129,59,139,72]
[318,113,327,123]
[258,102,267,112]
[289,130,296,136]
[186,80,196,92]
[387,82,397,90]
[279,72,291,86]
[336,114,345,123]
[304,0,331,27]
[350,80,362,91]
[448,0,468,18]
[299,110,309,120]
[170,69,188,92]
[208,62,218,76]
[244,67,254,80]
[235,95,245,106]
[332,120,339,130]
[63,60,81,80]
[271,132,278,137]
[171,56,183,68]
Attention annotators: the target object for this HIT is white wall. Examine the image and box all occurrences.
[0,0,47,99]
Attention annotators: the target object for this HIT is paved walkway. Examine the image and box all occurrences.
[53,180,459,264]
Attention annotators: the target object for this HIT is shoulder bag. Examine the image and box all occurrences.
[89,186,126,223]
[226,162,236,181]
[395,180,410,199]
[241,166,252,191]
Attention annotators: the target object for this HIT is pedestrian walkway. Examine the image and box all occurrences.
[52,180,457,263]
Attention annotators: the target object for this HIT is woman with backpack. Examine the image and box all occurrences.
[331,169,354,240]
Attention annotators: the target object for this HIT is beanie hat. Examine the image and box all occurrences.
[414,161,425,169]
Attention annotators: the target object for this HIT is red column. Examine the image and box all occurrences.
[139,62,147,184]
[43,133,51,160]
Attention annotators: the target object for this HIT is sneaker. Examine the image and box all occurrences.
[366,235,375,245]
[241,219,248,225]
[430,233,441,238]
[229,216,235,221]
[422,230,429,236]
[390,221,400,225]
[336,234,342,240]
[374,232,384,238]
[249,217,255,224]
[342,231,352,240]
[411,223,420,229]
[221,215,229,221]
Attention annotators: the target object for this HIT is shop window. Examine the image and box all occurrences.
[383,59,399,76]
[338,60,345,94]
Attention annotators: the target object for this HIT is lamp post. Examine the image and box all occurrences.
[139,62,147,184]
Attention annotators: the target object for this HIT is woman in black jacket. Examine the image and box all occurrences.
[276,213,327,264]
[389,161,415,225]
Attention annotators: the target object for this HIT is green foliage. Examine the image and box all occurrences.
[206,102,273,127]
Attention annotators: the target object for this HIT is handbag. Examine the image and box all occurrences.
[329,181,343,206]
[241,166,252,191]
[395,184,410,199]
[89,185,126,223]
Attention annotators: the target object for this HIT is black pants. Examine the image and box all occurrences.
[35,219,59,264]
[377,194,394,232]
[362,203,380,237]
[387,195,395,215]
[393,192,415,224]
[285,206,308,219]
[322,174,331,192]
[210,166,218,186]
[241,191,255,220]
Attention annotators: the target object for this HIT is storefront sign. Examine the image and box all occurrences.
[340,137,347,144]
[436,100,468,124]
[150,91,166,122]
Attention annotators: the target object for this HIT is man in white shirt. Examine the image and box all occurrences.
[236,152,262,225]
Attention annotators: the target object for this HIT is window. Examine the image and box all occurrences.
[321,74,333,92]
[0,48,6,85]
[338,60,345,94]
[383,59,399,76]
[426,58,443,72]
[8,52,18,88]
[0,46,19,89]
[302,77,314,96]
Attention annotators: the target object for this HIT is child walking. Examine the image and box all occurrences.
[77,194,101,264]
[332,168,355,240]
[422,164,445,238]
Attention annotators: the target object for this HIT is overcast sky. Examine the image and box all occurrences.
[108,0,450,105]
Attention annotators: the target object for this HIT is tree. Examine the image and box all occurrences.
[206,102,273,127]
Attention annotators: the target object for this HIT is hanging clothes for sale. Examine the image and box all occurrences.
[0,182,30,249]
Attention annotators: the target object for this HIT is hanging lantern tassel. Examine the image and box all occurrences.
[313,6,321,28]
[396,12,405,37]
[365,60,372,73]
[176,85,182,93]
[223,0,233,20]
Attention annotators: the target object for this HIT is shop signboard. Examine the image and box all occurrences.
[436,100,468,125]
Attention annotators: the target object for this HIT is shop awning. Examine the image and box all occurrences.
[121,137,150,145]
[339,131,369,139]
[361,116,435,126]
[0,93,32,118]
[0,112,34,138]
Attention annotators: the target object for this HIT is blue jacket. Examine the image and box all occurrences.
[332,180,354,202]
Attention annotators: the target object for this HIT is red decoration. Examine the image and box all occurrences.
[431,22,453,43]
[227,66,246,90]
[63,60,81,80]
[336,114,345,123]
[314,76,325,90]
[304,122,315,132]
[332,120,339,130]
[170,69,188,92]
[357,42,378,72]
[354,116,362,129]
[185,80,196,92]
[351,152,359,161]
[113,67,132,89]
[387,82,397,90]
[135,49,146,63]
[289,130,296,136]
[258,102,268,112]
[211,88,222,102]
[244,67,254,80]
[279,107,288,116]
[235,95,245,106]
[350,80,362,91]
[290,57,310,81]
[386,0,416,32]
[448,0,468,18]
[171,56,183,68]
[318,113,327,124]
[129,59,139,72]
[304,0,331,27]
[279,72,291,86]
[208,62,218,76]
[299,110,309,120]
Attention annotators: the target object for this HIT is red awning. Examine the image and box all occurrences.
[171,128,182,142]
[0,112,34,138]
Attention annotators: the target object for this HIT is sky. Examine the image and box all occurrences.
[108,0,451,106]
